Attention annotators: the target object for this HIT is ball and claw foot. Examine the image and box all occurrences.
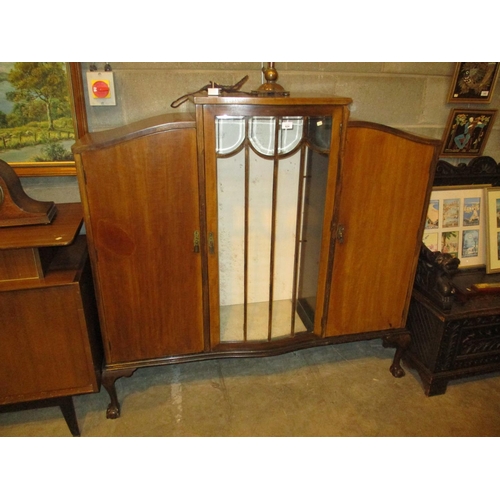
[390,362,406,378]
[106,403,121,419]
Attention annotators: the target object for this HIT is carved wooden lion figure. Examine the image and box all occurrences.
[420,244,460,297]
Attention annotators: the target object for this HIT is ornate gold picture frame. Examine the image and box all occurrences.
[0,62,87,177]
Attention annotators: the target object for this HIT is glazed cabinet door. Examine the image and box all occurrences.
[75,124,204,364]
[199,102,348,347]
[324,122,440,337]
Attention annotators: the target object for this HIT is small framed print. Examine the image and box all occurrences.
[448,63,500,104]
[423,186,488,267]
[485,187,500,273]
[441,109,497,157]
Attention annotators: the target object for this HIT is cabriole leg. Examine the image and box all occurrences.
[383,332,411,378]
[101,368,137,419]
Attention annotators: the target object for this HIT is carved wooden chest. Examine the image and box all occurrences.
[406,266,500,395]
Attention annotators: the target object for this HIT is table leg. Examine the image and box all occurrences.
[57,397,81,437]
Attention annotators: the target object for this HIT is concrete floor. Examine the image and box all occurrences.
[1,339,500,437]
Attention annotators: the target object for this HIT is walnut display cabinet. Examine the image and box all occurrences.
[72,95,441,418]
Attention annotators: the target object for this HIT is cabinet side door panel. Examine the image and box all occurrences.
[326,123,439,336]
[80,128,204,363]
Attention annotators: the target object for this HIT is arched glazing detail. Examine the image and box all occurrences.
[215,116,306,157]
[248,116,304,156]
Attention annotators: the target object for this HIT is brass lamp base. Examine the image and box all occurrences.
[252,63,290,97]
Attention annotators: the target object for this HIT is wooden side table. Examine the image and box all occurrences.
[0,203,102,436]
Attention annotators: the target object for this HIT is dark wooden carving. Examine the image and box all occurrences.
[433,156,500,187]
[406,290,500,395]
[414,244,460,310]
[407,156,500,395]
[0,159,57,227]
[439,315,500,370]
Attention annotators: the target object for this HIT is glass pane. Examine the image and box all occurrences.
[272,152,306,337]
[218,151,245,342]
[246,150,272,340]
[307,116,332,150]
[296,147,330,327]
[249,117,276,155]
[216,116,245,154]
[278,117,303,154]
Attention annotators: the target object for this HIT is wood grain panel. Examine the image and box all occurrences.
[0,203,83,249]
[78,127,204,363]
[0,284,98,403]
[0,248,42,281]
[325,123,440,336]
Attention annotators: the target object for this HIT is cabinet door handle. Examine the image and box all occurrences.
[336,224,345,244]
[208,232,215,254]
[193,230,200,253]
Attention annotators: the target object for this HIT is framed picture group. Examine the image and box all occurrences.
[423,184,500,274]
[429,63,500,270]
[423,186,486,268]
[441,62,498,158]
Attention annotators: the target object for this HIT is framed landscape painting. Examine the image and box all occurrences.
[0,62,86,176]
